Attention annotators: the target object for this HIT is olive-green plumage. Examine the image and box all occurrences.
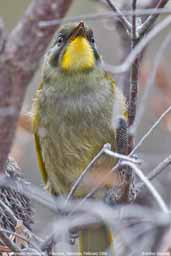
[32,22,126,255]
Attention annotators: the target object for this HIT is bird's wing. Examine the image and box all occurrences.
[34,132,48,184]
[104,71,128,119]
[104,72,128,154]
[32,82,48,184]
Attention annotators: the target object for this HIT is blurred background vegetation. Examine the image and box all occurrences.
[1,0,171,235]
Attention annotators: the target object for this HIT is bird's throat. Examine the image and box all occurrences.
[60,36,95,72]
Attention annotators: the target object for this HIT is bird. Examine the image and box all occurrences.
[32,21,127,255]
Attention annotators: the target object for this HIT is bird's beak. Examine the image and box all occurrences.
[69,21,87,41]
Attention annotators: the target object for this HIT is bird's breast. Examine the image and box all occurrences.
[36,73,117,195]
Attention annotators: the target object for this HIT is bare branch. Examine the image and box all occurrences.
[132,0,138,38]
[0,229,21,254]
[131,105,171,155]
[0,199,18,224]
[127,0,139,153]
[0,228,40,252]
[69,164,119,216]
[66,144,139,201]
[120,161,169,213]
[40,200,170,252]
[39,8,171,28]
[0,0,73,172]
[1,175,170,225]
[103,15,171,74]
[66,145,106,202]
[103,148,140,163]
[138,0,170,36]
[105,0,132,34]
[132,34,171,135]
[0,187,42,249]
[137,155,171,190]
[148,156,171,182]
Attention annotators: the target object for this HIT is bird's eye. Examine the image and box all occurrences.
[90,37,95,44]
[56,35,64,46]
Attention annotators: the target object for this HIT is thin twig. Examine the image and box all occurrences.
[138,0,170,36]
[103,148,140,163]
[132,0,137,39]
[69,164,119,216]
[0,199,18,224]
[120,161,169,213]
[0,191,42,246]
[103,15,171,74]
[66,144,139,201]
[131,34,171,135]
[128,0,139,152]
[66,145,107,202]
[0,228,41,252]
[0,229,21,254]
[1,176,170,226]
[114,7,131,102]
[137,155,171,190]
[1,175,170,252]
[40,201,170,251]
[38,8,171,28]
[40,214,109,251]
[131,105,171,155]
[105,0,132,33]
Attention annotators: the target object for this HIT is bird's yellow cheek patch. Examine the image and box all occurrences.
[60,36,95,71]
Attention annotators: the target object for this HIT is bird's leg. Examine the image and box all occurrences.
[106,117,137,204]
[116,116,128,156]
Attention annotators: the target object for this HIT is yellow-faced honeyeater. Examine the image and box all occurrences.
[32,21,127,255]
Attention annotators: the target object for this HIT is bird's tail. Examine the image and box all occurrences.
[79,224,113,255]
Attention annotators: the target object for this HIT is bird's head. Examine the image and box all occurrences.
[44,21,101,75]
